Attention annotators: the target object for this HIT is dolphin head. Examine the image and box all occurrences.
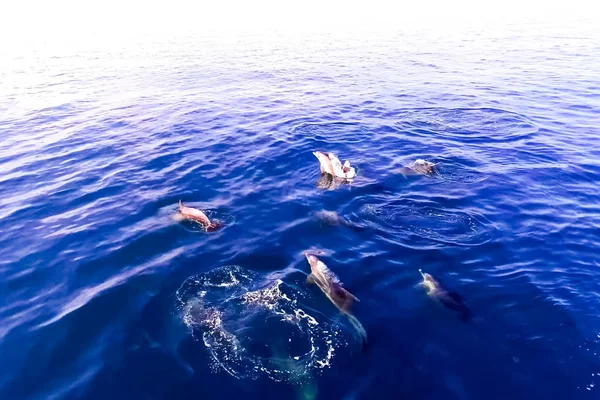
[419,269,437,293]
[305,253,320,272]
[413,159,435,175]
[305,252,329,291]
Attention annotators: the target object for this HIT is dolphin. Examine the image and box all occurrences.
[419,269,471,322]
[305,253,367,346]
[313,151,356,179]
[313,210,366,231]
[174,200,223,232]
[400,159,438,177]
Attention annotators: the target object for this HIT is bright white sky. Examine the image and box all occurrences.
[1,0,597,35]
[0,0,598,49]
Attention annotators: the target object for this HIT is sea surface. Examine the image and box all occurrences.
[1,21,600,400]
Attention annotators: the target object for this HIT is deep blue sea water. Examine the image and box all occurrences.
[1,22,600,400]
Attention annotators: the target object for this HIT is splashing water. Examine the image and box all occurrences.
[176,265,347,382]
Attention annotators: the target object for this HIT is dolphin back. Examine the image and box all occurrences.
[329,282,359,312]
[438,290,472,322]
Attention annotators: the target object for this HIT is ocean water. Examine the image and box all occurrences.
[1,21,600,400]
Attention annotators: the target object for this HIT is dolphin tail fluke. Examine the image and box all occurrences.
[346,314,367,349]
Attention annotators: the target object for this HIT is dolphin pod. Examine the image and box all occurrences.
[176,150,470,372]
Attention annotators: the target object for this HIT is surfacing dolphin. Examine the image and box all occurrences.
[305,253,367,347]
[419,269,471,322]
[399,159,438,177]
[174,200,223,232]
[313,151,357,180]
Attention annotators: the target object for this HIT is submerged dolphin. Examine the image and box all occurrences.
[313,151,356,179]
[313,210,366,231]
[419,269,471,322]
[305,253,367,346]
[400,159,438,177]
[268,342,317,400]
[174,200,223,231]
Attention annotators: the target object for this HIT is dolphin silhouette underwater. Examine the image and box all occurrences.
[267,341,317,400]
[174,200,223,232]
[313,210,366,231]
[305,253,367,347]
[419,269,471,322]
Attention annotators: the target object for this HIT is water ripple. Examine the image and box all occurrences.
[360,201,495,247]
[395,107,538,143]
